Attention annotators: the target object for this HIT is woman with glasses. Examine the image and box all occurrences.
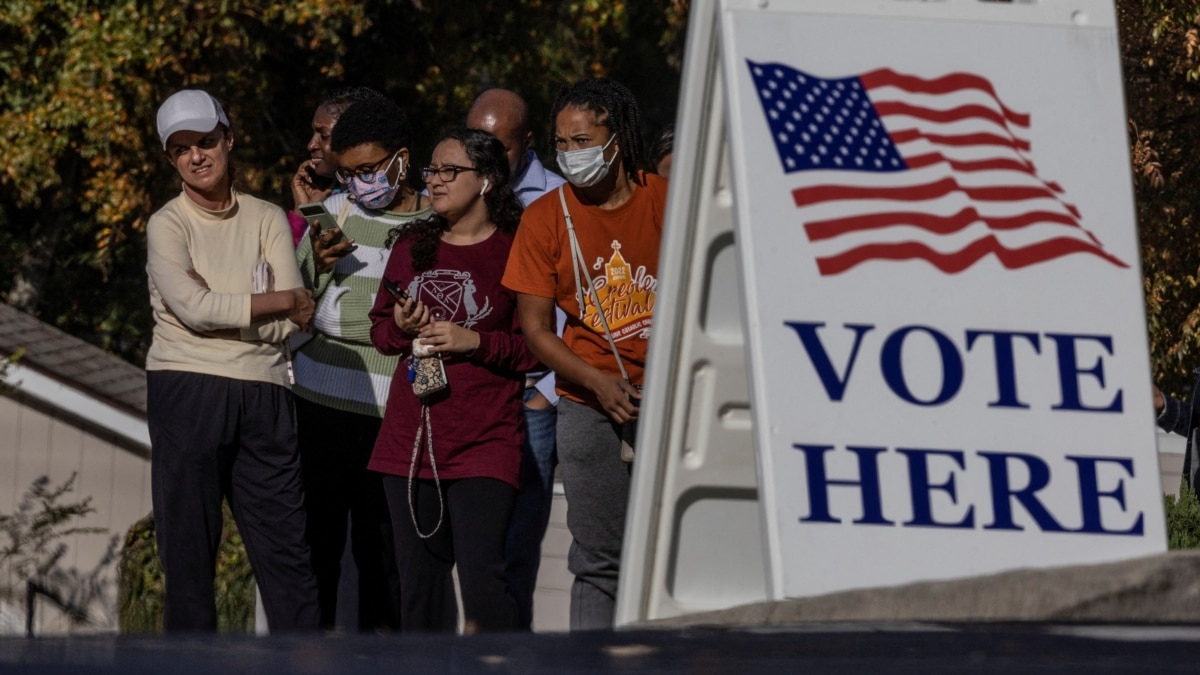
[502,78,667,630]
[292,96,432,631]
[368,127,537,633]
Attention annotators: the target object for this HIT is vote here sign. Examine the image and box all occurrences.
[720,0,1166,600]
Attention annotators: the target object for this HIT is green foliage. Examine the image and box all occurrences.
[1120,0,1200,397]
[0,0,687,368]
[0,474,104,585]
[0,473,116,626]
[0,348,22,395]
[1164,480,1200,549]
[117,503,255,633]
[116,514,162,633]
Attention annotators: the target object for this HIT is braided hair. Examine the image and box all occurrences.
[549,78,646,182]
[650,123,674,173]
[388,127,524,271]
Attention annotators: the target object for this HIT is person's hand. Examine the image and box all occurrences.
[309,221,356,275]
[417,319,480,356]
[1154,385,1165,414]
[392,297,430,336]
[291,159,333,207]
[286,287,315,331]
[525,389,553,410]
[590,374,641,424]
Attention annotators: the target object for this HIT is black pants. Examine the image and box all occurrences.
[147,371,320,632]
[296,396,401,631]
[382,475,520,632]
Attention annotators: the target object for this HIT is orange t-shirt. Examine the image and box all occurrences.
[503,172,667,406]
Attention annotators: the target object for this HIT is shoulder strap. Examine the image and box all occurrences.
[336,195,354,230]
[558,186,629,382]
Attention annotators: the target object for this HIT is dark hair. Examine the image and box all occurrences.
[650,124,674,172]
[388,127,524,271]
[329,96,422,191]
[329,96,411,154]
[320,86,386,120]
[549,78,646,182]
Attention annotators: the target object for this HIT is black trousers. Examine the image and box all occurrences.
[382,475,520,632]
[296,396,401,631]
[147,370,320,632]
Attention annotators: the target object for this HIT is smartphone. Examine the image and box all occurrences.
[381,278,410,302]
[305,165,335,192]
[627,384,643,410]
[297,202,339,236]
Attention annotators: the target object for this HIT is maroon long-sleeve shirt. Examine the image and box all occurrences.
[368,229,540,487]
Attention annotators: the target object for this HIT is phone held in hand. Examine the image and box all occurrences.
[297,202,340,237]
[627,384,643,410]
[382,278,410,303]
[305,165,335,192]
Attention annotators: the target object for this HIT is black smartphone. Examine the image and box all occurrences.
[305,165,335,192]
[382,278,410,302]
[297,202,339,236]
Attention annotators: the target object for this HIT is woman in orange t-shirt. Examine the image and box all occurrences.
[502,78,666,631]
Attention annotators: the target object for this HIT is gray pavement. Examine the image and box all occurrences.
[2,623,1199,673]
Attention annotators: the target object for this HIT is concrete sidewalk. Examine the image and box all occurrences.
[642,551,1200,629]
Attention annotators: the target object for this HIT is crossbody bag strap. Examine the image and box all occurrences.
[558,186,629,382]
[336,195,354,230]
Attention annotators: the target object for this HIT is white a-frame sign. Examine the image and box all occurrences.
[619,0,1164,625]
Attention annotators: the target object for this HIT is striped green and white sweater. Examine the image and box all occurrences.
[293,192,433,418]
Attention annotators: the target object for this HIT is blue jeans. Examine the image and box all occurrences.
[504,387,559,629]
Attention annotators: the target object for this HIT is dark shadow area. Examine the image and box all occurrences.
[2,623,1200,673]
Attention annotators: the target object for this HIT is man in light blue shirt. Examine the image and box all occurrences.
[468,89,567,630]
[470,89,567,208]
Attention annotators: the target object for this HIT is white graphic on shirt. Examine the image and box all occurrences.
[408,269,493,328]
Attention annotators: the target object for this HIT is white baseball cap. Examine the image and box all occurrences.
[156,90,230,150]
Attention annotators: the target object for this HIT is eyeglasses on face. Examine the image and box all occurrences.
[335,151,399,184]
[420,165,479,183]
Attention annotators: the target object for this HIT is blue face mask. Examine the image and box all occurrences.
[345,152,403,209]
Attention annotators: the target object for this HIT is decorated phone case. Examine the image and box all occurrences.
[412,355,448,397]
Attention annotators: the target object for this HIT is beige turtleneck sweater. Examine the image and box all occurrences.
[145,189,303,387]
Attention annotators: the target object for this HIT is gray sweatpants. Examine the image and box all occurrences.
[556,397,634,631]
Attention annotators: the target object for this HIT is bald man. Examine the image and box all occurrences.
[468,88,566,630]
[467,88,566,208]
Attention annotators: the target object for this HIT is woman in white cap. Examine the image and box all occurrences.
[145,89,320,632]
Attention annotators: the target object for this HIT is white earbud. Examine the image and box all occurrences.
[480,178,490,196]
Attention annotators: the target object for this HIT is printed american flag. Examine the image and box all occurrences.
[747,60,1127,276]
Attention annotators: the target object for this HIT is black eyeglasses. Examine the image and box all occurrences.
[421,165,479,183]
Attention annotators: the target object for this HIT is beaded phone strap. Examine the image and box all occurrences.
[407,401,444,539]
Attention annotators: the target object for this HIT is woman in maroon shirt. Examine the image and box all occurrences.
[368,127,539,632]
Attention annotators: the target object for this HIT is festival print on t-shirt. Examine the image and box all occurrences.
[580,239,656,341]
[405,269,494,328]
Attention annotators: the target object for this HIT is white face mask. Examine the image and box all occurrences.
[557,134,618,188]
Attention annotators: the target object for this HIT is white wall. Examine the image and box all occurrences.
[0,395,151,633]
